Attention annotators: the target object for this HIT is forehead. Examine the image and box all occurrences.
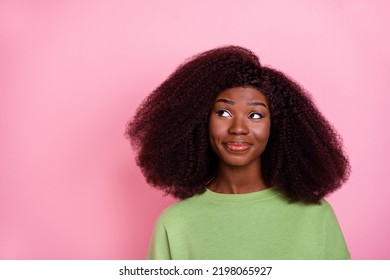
[215,87,267,103]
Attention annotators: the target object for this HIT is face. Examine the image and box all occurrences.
[208,87,271,169]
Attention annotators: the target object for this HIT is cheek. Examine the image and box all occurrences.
[208,117,223,139]
[208,118,225,152]
[253,122,271,142]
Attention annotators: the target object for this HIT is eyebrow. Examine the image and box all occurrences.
[215,99,268,108]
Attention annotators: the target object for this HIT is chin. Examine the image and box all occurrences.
[219,158,259,168]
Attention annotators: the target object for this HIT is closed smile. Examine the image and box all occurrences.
[223,142,251,152]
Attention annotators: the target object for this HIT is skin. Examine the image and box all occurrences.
[208,87,271,194]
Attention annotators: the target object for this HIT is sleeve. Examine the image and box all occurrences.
[323,200,351,260]
[147,215,172,260]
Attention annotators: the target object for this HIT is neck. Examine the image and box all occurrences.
[209,160,268,194]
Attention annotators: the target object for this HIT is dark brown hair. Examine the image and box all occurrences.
[126,46,350,204]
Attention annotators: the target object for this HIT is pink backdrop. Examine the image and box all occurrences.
[1,0,389,259]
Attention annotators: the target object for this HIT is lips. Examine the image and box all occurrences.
[223,141,251,152]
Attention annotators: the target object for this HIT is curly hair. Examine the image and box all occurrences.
[126,45,350,204]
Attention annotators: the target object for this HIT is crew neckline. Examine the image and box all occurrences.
[203,186,280,202]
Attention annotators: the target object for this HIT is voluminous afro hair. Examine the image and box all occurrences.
[126,45,350,204]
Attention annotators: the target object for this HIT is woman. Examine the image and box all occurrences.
[126,46,351,259]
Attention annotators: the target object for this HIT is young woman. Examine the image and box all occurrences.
[126,46,351,259]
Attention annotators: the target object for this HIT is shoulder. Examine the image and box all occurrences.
[282,197,335,212]
[270,195,339,222]
[316,199,341,224]
[285,198,341,227]
[307,199,337,217]
[294,198,337,216]
[155,193,205,226]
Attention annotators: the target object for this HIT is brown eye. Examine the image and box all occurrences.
[249,112,263,119]
[217,109,231,117]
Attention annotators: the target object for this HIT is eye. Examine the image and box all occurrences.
[249,112,263,119]
[217,109,232,117]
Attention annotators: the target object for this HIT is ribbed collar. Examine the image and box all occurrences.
[203,186,280,202]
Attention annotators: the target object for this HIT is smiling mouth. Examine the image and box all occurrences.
[223,142,251,152]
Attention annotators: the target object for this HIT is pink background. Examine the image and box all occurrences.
[0,0,389,259]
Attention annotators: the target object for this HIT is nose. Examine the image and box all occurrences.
[228,116,249,135]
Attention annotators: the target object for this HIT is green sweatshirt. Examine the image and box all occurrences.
[147,187,350,260]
